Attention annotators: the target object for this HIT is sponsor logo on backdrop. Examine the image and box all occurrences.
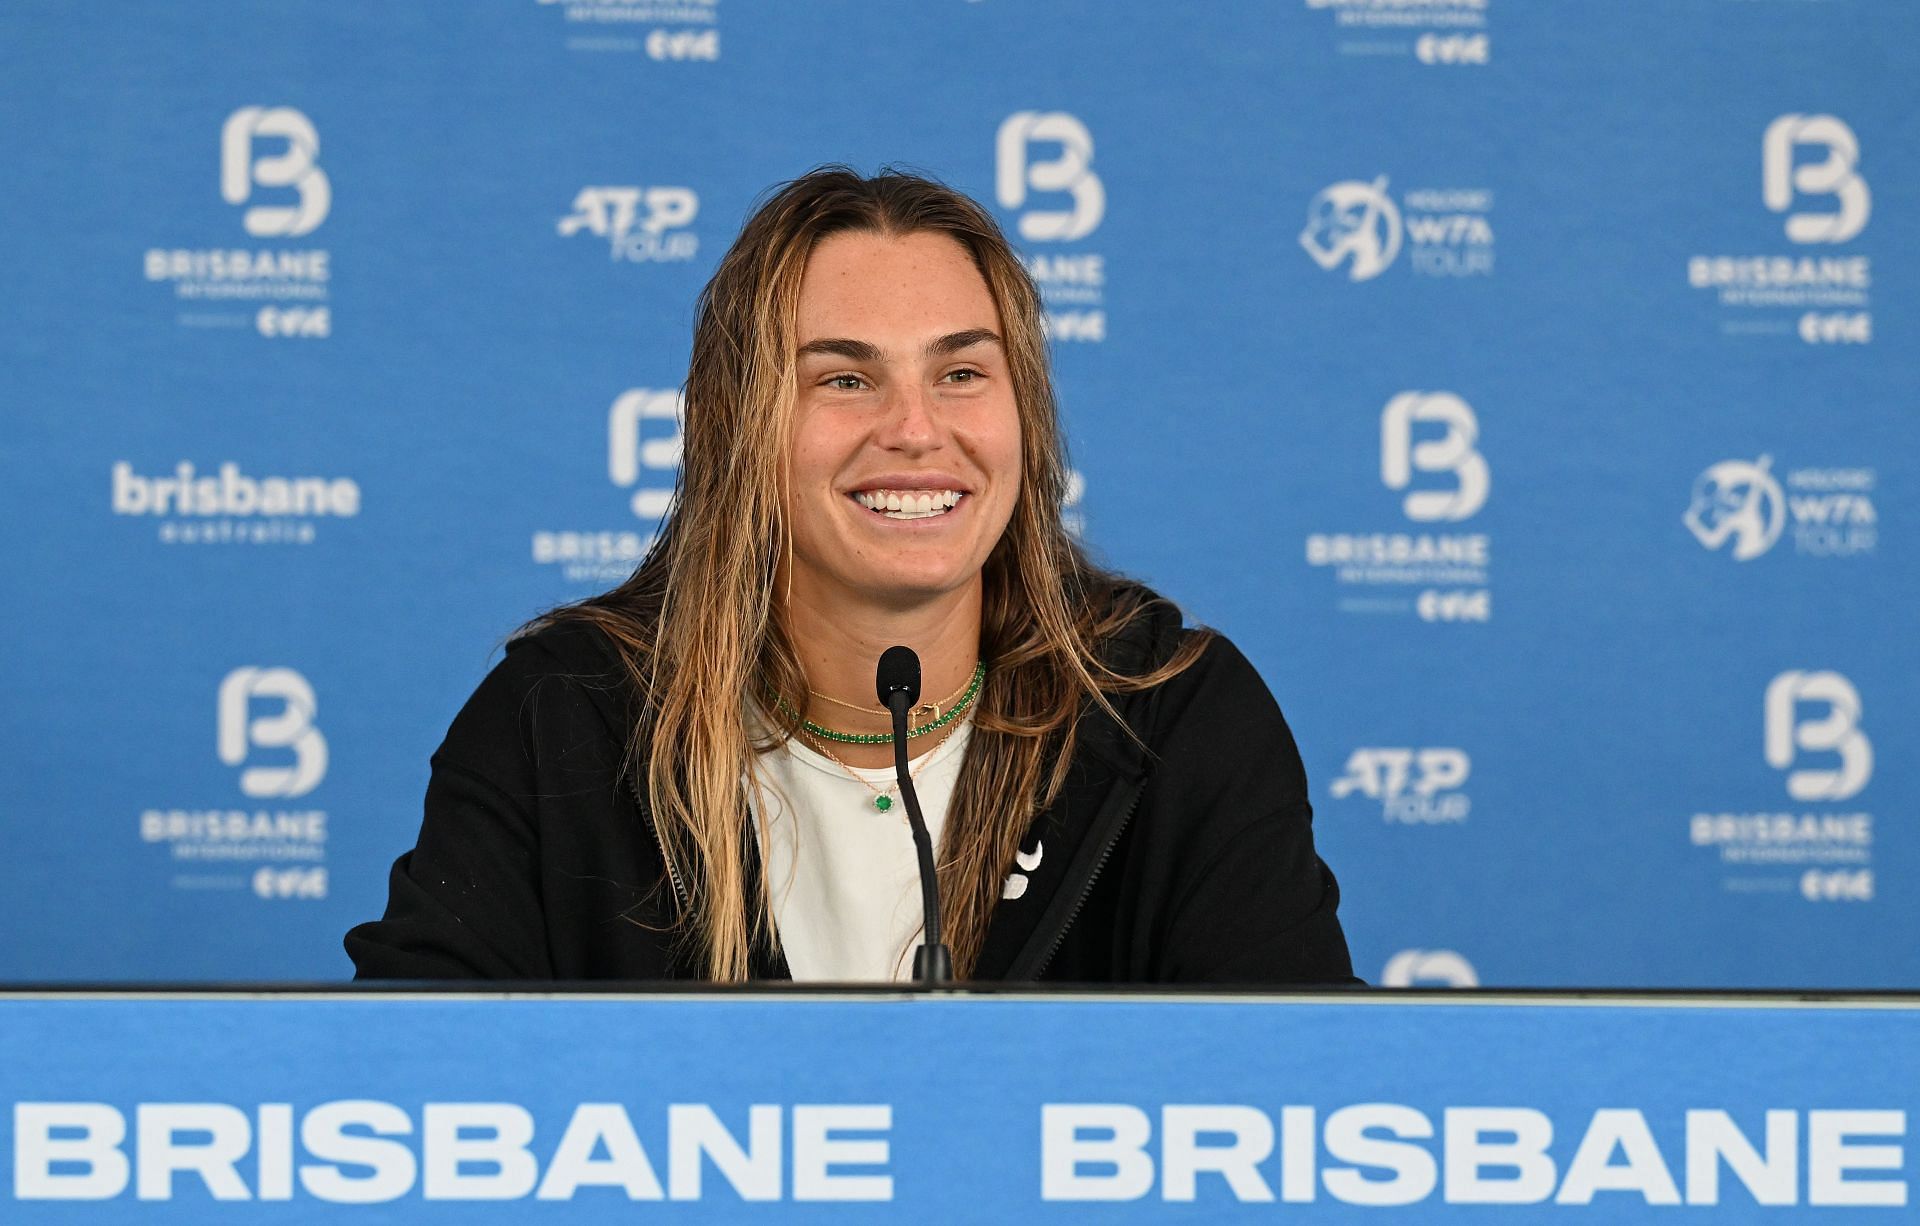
[1380,948,1478,987]
[1688,114,1872,344]
[1684,455,1876,561]
[996,112,1107,343]
[1689,671,1874,902]
[532,388,682,584]
[1305,392,1491,621]
[1303,0,1489,67]
[143,108,333,338]
[1331,748,1471,824]
[1302,180,1493,280]
[536,0,720,58]
[138,669,330,899]
[110,460,361,546]
[559,186,701,262]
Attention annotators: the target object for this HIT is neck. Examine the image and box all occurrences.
[780,577,984,768]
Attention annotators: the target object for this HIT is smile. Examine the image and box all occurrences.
[850,489,965,521]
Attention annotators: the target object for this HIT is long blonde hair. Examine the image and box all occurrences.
[534,166,1206,978]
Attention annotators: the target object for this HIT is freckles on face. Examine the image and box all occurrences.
[784,230,1023,605]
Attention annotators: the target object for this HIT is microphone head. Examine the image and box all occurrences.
[876,645,922,708]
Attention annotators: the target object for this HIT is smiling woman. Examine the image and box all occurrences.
[345,167,1356,986]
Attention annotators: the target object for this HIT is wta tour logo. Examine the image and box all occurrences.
[1300,179,1493,281]
[1300,179,1401,282]
[532,388,683,584]
[138,669,330,900]
[143,107,333,339]
[1688,115,1872,345]
[1684,455,1876,561]
[996,111,1106,343]
[1305,392,1491,622]
[1688,671,1874,905]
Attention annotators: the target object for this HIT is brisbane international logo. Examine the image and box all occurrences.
[139,668,331,901]
[1687,114,1872,346]
[142,106,333,339]
[995,111,1107,344]
[1688,671,1874,905]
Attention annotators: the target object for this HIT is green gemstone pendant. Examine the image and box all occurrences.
[873,795,893,813]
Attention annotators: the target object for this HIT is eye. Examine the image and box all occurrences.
[823,374,869,391]
[944,368,986,384]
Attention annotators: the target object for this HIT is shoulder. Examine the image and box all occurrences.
[436,617,637,770]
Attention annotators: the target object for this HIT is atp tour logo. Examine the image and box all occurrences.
[143,107,333,338]
[1302,0,1489,66]
[1380,948,1479,988]
[559,187,700,263]
[1305,392,1491,622]
[1688,671,1874,904]
[1300,179,1494,281]
[1688,115,1872,345]
[532,388,683,584]
[1684,455,1877,561]
[137,669,330,900]
[534,0,721,59]
[1331,748,1471,824]
[996,112,1106,344]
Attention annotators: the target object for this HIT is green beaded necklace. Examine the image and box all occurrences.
[775,661,986,745]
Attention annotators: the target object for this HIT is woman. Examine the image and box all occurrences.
[346,167,1354,984]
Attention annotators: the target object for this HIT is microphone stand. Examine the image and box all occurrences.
[879,647,953,985]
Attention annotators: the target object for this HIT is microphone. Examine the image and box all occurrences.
[877,645,953,984]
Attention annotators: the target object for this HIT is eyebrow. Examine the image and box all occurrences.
[796,328,1003,363]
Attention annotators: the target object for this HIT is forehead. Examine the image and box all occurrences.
[795,230,1001,345]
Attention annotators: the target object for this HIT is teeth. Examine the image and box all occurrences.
[851,488,966,519]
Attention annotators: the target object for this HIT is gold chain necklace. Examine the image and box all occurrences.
[801,720,961,815]
[807,663,980,725]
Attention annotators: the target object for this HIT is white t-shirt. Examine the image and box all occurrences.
[748,720,972,982]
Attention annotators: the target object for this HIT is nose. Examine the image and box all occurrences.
[875,380,942,455]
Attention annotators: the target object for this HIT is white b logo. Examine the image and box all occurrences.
[1765,671,1872,802]
[608,389,683,519]
[995,112,1104,242]
[217,668,327,798]
[1300,178,1402,282]
[1763,114,1870,244]
[1381,949,1478,988]
[1684,456,1785,561]
[220,107,330,238]
[1381,391,1487,521]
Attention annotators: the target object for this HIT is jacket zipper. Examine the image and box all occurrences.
[629,781,691,914]
[1027,780,1144,980]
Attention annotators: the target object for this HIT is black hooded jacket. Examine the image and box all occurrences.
[345,594,1355,985]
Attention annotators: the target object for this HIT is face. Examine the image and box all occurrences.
[785,229,1022,611]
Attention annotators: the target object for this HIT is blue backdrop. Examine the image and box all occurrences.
[2,0,1914,986]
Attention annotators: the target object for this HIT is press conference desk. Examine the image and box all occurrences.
[3,987,1915,1222]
